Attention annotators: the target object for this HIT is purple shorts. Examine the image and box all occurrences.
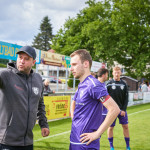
[111,111,128,127]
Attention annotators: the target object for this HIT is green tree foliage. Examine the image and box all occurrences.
[0,59,9,65]
[32,16,53,51]
[67,73,80,88]
[51,0,150,79]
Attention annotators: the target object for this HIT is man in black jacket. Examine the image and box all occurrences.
[0,46,49,150]
[106,66,130,150]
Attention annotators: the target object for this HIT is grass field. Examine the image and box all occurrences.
[33,103,150,150]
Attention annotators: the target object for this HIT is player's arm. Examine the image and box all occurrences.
[71,100,76,120]
[80,96,120,145]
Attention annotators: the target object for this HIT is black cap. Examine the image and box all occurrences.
[17,46,36,60]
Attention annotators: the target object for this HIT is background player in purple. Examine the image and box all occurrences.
[106,66,131,150]
[69,49,120,150]
[97,68,109,124]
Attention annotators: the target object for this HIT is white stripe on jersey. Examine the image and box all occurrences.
[107,84,125,87]
[88,77,96,87]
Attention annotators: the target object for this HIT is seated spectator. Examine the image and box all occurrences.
[43,79,55,96]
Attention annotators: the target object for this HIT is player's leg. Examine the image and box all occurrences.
[119,112,131,150]
[122,124,130,150]
[107,119,116,150]
[122,124,130,137]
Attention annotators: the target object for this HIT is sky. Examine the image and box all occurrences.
[0,0,89,46]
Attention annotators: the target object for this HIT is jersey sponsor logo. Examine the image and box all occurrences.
[76,102,85,106]
[32,87,39,95]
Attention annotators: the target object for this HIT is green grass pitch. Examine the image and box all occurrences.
[33,103,150,150]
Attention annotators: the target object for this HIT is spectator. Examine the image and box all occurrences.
[147,83,150,92]
[141,81,148,92]
[43,79,55,96]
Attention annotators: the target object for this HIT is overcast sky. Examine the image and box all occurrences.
[0,0,89,46]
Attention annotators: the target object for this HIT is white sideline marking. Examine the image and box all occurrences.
[34,130,70,142]
[34,109,150,142]
[128,109,150,116]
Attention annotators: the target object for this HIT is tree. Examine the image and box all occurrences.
[110,0,150,79]
[67,73,80,88]
[32,16,53,51]
[51,0,150,79]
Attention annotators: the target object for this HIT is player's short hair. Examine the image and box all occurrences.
[70,49,92,68]
[113,66,121,71]
[91,72,96,76]
[97,68,108,77]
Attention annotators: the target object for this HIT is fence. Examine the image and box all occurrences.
[44,92,150,121]
[128,92,150,106]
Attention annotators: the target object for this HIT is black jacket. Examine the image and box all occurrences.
[106,79,128,111]
[0,62,49,146]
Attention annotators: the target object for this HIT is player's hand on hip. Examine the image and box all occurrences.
[80,131,99,145]
[120,111,126,117]
[41,128,50,137]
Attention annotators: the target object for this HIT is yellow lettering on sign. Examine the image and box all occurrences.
[5,46,15,56]
[43,96,71,120]
[0,45,5,55]
[4,46,8,55]
[15,48,20,57]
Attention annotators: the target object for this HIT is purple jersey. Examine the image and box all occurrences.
[102,83,108,115]
[102,106,108,115]
[70,75,109,149]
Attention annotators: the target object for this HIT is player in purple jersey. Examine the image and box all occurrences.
[107,66,131,150]
[69,49,120,150]
[97,68,109,124]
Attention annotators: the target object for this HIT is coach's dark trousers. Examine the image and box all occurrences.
[0,144,33,150]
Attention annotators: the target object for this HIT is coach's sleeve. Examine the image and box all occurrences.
[0,71,4,88]
[37,86,49,129]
